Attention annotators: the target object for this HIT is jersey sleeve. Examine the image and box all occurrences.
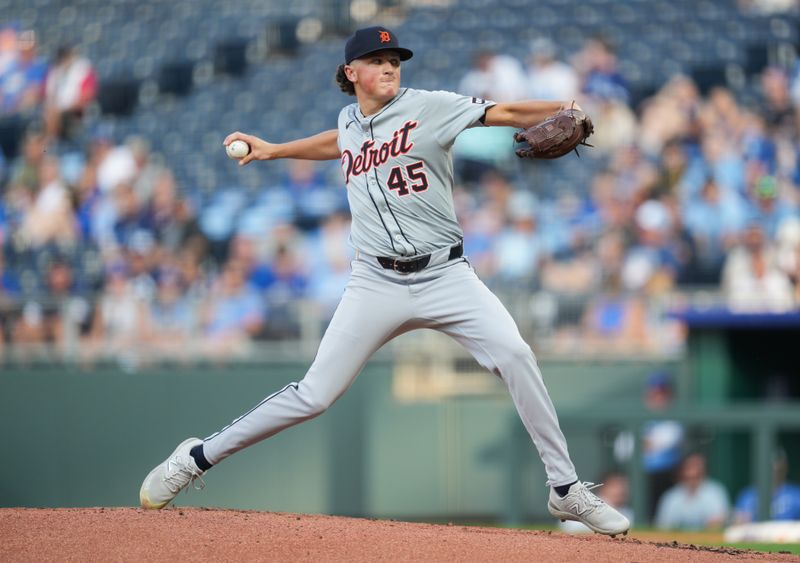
[421,90,497,148]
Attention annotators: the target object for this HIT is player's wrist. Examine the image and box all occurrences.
[264,142,285,160]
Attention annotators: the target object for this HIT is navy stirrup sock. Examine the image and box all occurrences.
[190,444,213,471]
[554,480,578,498]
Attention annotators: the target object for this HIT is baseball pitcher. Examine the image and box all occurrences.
[139,26,629,537]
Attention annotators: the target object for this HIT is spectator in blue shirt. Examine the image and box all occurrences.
[142,268,196,362]
[683,176,747,282]
[201,258,266,358]
[734,450,800,523]
[745,175,795,240]
[0,247,21,297]
[0,29,47,116]
[281,160,347,232]
[573,36,629,105]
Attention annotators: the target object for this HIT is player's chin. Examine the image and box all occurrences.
[380,84,399,99]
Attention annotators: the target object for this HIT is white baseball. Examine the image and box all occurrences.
[226,140,250,159]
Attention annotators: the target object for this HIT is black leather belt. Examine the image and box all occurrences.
[377,241,463,274]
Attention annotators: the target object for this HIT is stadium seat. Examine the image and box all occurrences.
[0,115,28,161]
[214,39,249,76]
[266,19,301,56]
[745,43,770,76]
[690,64,729,95]
[158,61,195,97]
[97,78,140,116]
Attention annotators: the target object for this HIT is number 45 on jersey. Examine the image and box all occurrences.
[387,161,428,196]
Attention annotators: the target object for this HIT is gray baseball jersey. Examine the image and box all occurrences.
[337,88,495,257]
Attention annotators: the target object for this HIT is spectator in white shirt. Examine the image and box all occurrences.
[43,45,97,141]
[655,453,730,530]
[525,38,579,102]
[723,222,795,312]
[458,50,527,103]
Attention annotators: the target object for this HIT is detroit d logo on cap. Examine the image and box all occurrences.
[379,31,391,43]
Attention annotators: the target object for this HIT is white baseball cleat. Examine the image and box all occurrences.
[139,437,206,509]
[548,481,630,537]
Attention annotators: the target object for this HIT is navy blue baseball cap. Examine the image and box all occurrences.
[344,26,413,64]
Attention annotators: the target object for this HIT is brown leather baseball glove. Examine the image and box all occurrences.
[514,107,594,159]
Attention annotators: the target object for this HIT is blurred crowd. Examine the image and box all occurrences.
[1,21,800,361]
[455,35,800,355]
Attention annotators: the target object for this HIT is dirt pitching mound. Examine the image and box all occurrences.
[1,508,797,562]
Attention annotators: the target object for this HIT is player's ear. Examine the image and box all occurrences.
[344,64,357,83]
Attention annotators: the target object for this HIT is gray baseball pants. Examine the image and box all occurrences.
[203,248,578,486]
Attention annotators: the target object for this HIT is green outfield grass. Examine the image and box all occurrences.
[422,521,800,555]
[602,529,800,556]
[726,543,800,555]
[500,525,800,556]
